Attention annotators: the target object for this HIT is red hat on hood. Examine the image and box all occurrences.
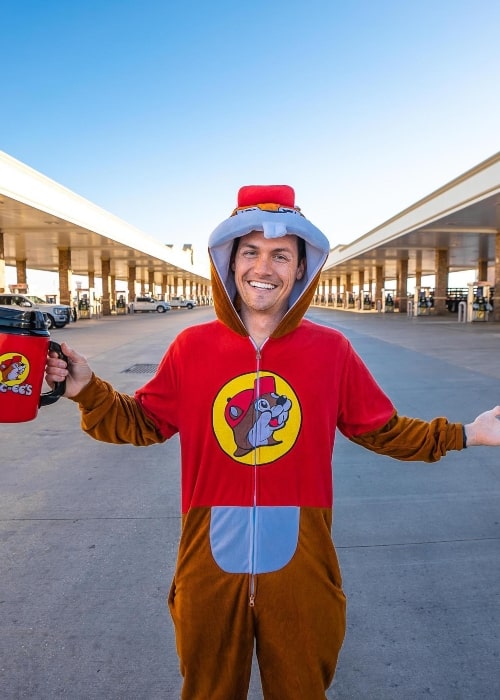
[236,185,296,209]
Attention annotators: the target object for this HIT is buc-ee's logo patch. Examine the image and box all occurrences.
[212,372,301,465]
[0,352,33,395]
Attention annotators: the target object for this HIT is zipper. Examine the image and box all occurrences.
[249,500,256,607]
[248,338,267,607]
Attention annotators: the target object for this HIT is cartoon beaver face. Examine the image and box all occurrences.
[0,356,26,383]
[225,376,292,457]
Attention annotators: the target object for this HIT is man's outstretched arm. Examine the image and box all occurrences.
[351,406,500,462]
[45,342,166,446]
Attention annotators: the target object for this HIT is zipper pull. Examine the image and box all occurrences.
[249,593,255,607]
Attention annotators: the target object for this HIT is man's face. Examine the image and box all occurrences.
[231,231,305,317]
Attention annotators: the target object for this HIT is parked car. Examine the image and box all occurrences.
[129,296,171,313]
[0,293,71,329]
[169,296,197,309]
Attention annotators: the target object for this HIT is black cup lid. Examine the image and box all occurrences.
[0,306,50,335]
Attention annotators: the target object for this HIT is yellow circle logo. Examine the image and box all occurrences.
[213,371,301,465]
[0,352,30,385]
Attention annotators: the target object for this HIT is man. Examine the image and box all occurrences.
[45,185,500,699]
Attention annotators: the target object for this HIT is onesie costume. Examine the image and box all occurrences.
[70,185,464,699]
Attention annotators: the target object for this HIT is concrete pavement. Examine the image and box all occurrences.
[1,307,499,699]
[311,309,500,700]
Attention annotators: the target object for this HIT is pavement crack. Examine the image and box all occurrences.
[0,515,180,522]
[337,535,499,549]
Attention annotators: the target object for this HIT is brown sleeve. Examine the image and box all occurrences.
[69,374,166,446]
[350,412,464,462]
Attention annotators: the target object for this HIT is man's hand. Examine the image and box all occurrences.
[45,342,93,398]
[464,406,500,446]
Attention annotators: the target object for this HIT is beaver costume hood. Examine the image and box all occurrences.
[208,185,331,338]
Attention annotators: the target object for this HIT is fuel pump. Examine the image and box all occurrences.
[362,291,372,310]
[383,289,394,312]
[467,282,491,322]
[115,292,127,314]
[414,287,432,316]
[77,290,91,319]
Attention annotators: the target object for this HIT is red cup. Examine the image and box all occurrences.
[0,308,66,423]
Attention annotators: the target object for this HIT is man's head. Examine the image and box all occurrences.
[230,231,306,319]
[208,184,330,337]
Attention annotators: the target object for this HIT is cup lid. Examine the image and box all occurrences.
[0,307,50,334]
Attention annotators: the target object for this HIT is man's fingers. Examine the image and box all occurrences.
[60,342,88,365]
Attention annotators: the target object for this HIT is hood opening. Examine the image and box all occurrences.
[208,187,331,337]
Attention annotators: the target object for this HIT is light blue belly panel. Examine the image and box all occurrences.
[210,506,300,574]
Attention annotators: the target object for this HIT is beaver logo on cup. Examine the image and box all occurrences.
[0,352,33,395]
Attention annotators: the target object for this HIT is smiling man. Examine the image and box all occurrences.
[45,185,500,699]
[231,231,306,345]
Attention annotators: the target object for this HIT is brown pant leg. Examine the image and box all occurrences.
[168,508,255,699]
[254,509,347,700]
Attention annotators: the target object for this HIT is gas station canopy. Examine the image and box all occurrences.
[1,150,499,294]
[322,152,500,282]
[0,151,210,288]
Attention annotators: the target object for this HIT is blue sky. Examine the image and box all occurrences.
[2,0,499,265]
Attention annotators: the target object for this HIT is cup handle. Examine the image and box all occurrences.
[39,341,68,407]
